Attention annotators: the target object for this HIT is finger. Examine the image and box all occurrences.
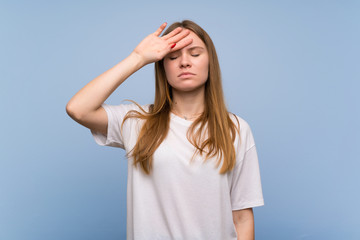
[170,37,193,52]
[167,29,191,44]
[162,27,182,40]
[154,22,167,36]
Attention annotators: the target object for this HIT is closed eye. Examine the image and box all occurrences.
[168,53,199,60]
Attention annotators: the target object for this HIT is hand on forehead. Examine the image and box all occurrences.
[174,30,203,52]
[162,27,194,52]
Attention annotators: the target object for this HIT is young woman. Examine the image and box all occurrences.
[66,20,264,240]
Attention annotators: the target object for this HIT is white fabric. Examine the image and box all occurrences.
[91,103,264,240]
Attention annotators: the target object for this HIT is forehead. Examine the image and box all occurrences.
[181,30,206,50]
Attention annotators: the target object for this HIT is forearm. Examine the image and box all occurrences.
[233,208,255,240]
[66,23,191,119]
[66,52,144,118]
[234,218,254,240]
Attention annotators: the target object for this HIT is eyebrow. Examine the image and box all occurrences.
[169,46,205,55]
[188,46,205,50]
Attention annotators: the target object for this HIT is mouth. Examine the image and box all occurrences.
[178,72,195,77]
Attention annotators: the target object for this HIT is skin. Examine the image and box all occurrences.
[163,31,209,118]
[66,22,255,239]
[233,208,255,240]
[66,22,192,135]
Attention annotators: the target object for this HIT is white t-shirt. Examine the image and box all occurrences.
[91,103,264,240]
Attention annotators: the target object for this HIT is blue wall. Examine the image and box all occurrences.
[1,0,359,239]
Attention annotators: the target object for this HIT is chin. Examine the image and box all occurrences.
[171,83,206,93]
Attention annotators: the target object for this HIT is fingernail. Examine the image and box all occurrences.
[171,43,176,49]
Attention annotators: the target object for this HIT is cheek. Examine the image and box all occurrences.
[163,63,177,84]
[202,63,209,82]
[196,54,209,68]
[198,58,209,75]
[164,61,175,74]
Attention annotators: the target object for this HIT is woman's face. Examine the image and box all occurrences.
[163,30,209,93]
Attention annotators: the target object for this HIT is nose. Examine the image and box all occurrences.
[179,53,191,68]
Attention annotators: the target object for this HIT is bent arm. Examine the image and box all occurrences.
[66,52,144,134]
[232,208,254,240]
[66,23,192,135]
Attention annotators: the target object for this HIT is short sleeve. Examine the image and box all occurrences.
[229,120,264,210]
[90,103,140,149]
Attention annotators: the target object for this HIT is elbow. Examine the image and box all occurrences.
[66,102,83,121]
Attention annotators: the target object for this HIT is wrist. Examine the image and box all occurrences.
[129,51,147,69]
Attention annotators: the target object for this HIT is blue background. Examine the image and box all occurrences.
[1,0,359,239]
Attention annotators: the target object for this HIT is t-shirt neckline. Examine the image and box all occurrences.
[170,112,193,127]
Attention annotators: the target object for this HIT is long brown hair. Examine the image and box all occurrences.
[122,20,240,175]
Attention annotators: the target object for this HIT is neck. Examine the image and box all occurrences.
[171,87,205,119]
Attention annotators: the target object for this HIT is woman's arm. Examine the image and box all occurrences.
[66,52,146,134]
[66,23,192,134]
[232,208,255,240]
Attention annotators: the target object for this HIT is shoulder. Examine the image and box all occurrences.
[228,112,256,151]
[228,112,252,133]
[102,102,151,115]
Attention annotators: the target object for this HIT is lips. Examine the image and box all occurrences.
[178,72,195,77]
